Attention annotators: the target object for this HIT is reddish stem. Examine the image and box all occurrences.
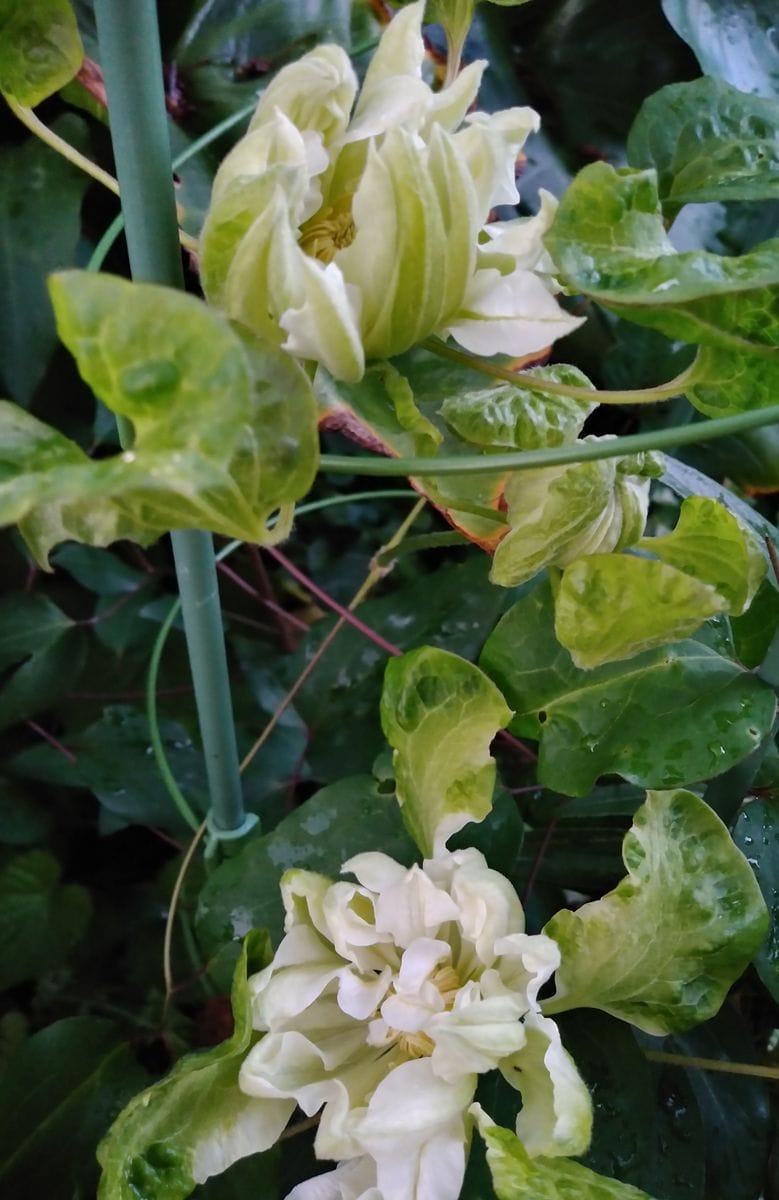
[26,720,77,763]
[217,561,308,634]
[265,546,402,658]
[522,819,558,906]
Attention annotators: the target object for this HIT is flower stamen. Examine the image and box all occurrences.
[299,196,356,264]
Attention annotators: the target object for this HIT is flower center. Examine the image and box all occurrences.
[298,196,356,264]
[395,964,462,1060]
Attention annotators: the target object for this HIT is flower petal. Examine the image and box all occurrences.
[251,45,358,147]
[441,266,584,359]
[429,993,527,1081]
[453,107,540,214]
[374,864,460,947]
[500,1011,593,1158]
[286,1157,381,1200]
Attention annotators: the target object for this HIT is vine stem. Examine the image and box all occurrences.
[422,338,691,405]
[7,96,198,254]
[163,819,207,1016]
[94,0,246,835]
[320,401,779,478]
[644,1050,779,1081]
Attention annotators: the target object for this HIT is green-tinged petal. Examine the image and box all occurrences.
[353,1,426,123]
[542,789,769,1033]
[423,59,487,135]
[500,1012,592,1158]
[442,266,584,361]
[338,126,477,360]
[638,496,766,616]
[0,0,83,106]
[209,109,326,217]
[471,1104,657,1200]
[250,44,358,147]
[440,365,595,451]
[555,555,727,669]
[429,993,527,1081]
[490,447,661,589]
[97,932,284,1198]
[481,189,560,277]
[381,647,512,857]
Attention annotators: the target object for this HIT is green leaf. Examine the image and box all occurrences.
[555,556,727,669]
[0,1016,146,1200]
[316,348,516,550]
[661,455,779,558]
[0,592,85,728]
[98,931,275,1200]
[627,79,779,217]
[8,706,208,834]
[732,797,779,1002]
[439,365,596,450]
[0,849,91,989]
[473,1107,656,1200]
[196,776,417,985]
[380,646,512,857]
[1,272,318,564]
[0,0,83,105]
[731,580,779,667]
[544,163,779,416]
[661,0,779,100]
[0,778,51,845]
[491,448,662,589]
[639,496,766,615]
[656,1007,772,1200]
[0,115,89,404]
[542,789,769,1033]
[555,1012,704,1200]
[479,580,776,795]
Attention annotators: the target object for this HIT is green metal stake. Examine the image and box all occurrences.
[94,0,247,835]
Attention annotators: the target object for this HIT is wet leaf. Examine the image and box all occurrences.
[480,580,775,796]
[628,78,779,217]
[542,789,769,1033]
[732,796,779,1002]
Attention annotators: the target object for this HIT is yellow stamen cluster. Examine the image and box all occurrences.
[298,197,356,264]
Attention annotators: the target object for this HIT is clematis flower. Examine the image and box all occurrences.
[235,847,592,1200]
[200,1,582,383]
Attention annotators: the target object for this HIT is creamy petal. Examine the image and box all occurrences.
[501,1011,593,1158]
[429,993,527,1082]
[441,266,584,359]
[251,44,358,147]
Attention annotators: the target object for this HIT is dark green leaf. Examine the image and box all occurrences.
[543,790,769,1033]
[0,0,83,104]
[0,592,85,729]
[653,1006,772,1200]
[196,776,417,980]
[8,706,208,833]
[479,580,775,796]
[731,581,779,667]
[0,116,89,404]
[732,796,779,1002]
[98,932,277,1200]
[0,778,51,845]
[0,849,91,989]
[555,1011,704,1200]
[661,0,779,100]
[0,1016,146,1200]
[661,456,779,558]
[628,79,779,216]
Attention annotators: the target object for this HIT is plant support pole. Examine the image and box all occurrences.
[94,0,247,834]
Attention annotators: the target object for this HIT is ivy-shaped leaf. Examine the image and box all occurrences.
[0,272,318,565]
[0,850,91,989]
[544,162,779,417]
[542,790,769,1033]
[479,580,775,795]
[0,0,83,105]
[381,646,512,857]
[628,78,779,217]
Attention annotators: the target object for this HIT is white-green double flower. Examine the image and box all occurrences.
[236,846,592,1200]
[200,1,582,382]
